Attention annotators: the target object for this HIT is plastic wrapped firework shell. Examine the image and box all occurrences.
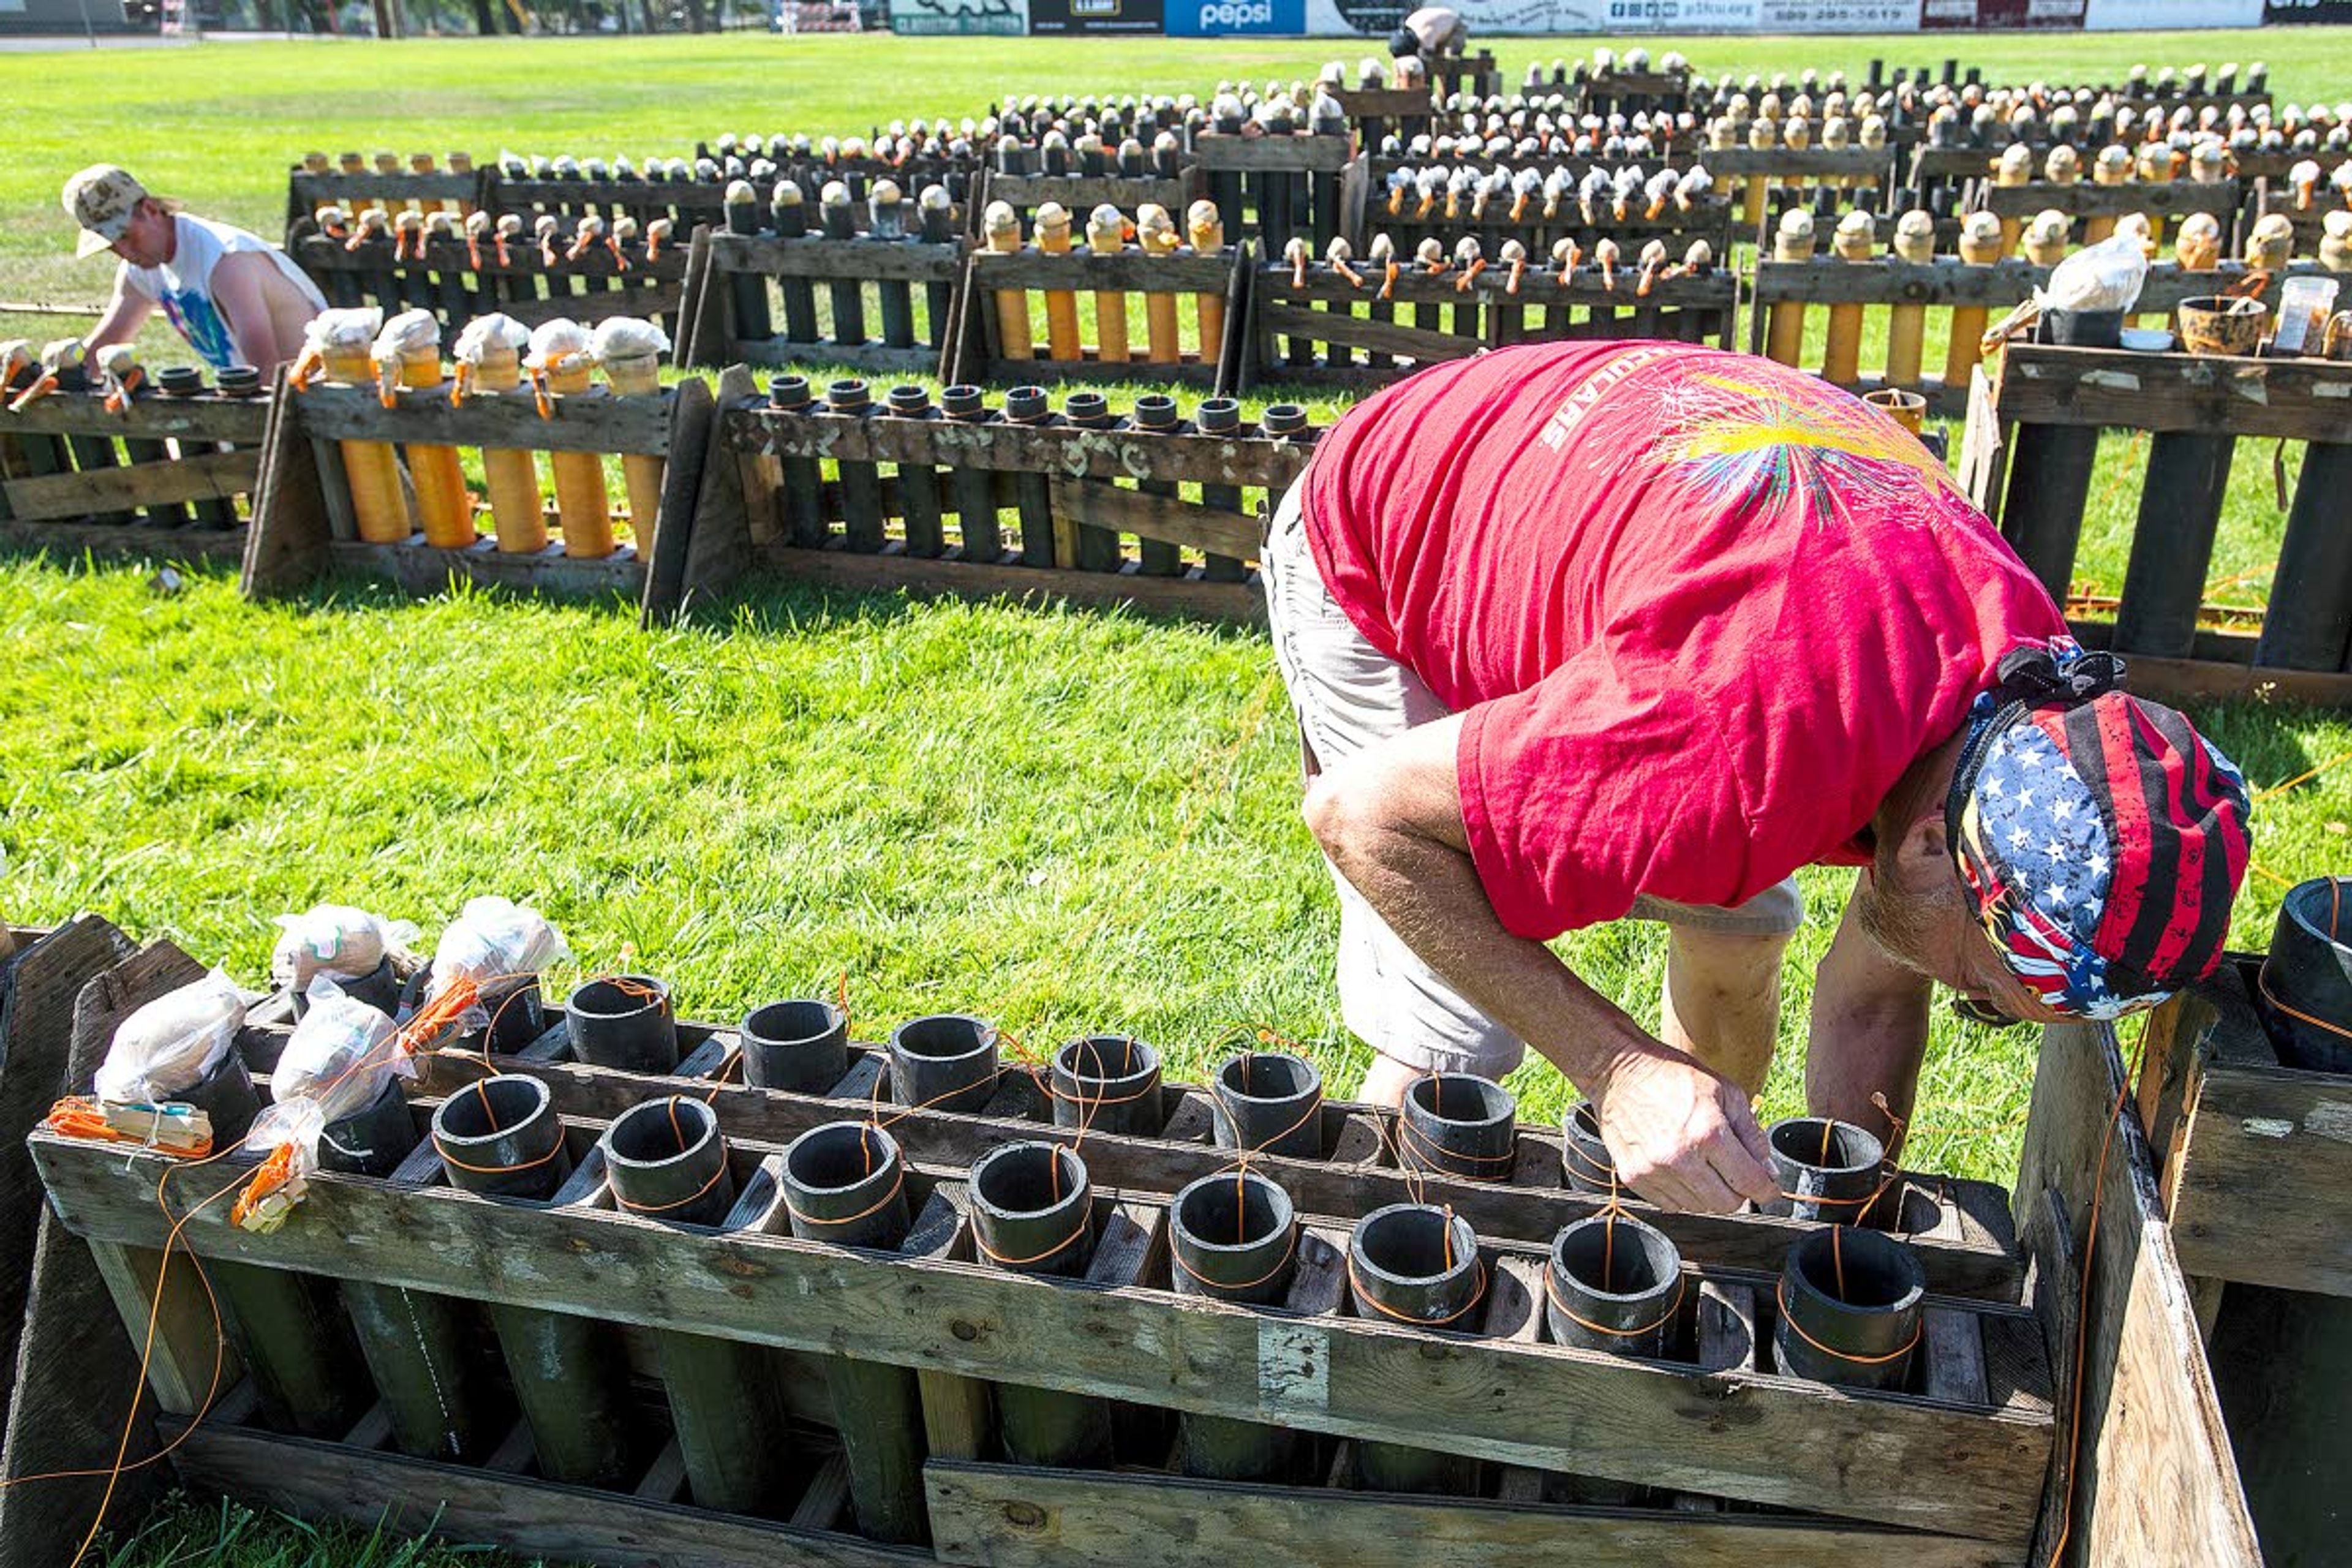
[426,895,570,1030]
[452,312,531,368]
[94,968,246,1106]
[241,978,409,1174]
[272,904,420,992]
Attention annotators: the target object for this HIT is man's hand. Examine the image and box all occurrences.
[1593,1049,1777,1214]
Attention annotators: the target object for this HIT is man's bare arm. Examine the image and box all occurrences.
[83,271,154,355]
[1304,712,1777,1213]
[209,255,285,376]
[1806,873,1934,1150]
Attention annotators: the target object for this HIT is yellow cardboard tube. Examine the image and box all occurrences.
[1086,207,1129,368]
[1035,208,1083,363]
[399,350,476,549]
[545,362,614,559]
[325,345,412,544]
[602,353,666,546]
[1188,202,1226,364]
[982,206,1034,364]
[467,347,547,554]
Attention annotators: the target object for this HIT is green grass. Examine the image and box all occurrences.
[4,24,2351,1568]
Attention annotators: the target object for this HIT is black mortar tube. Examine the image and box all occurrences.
[328,1081,497,1463]
[434,1078,636,1488]
[820,187,868,346]
[1194,399,1250,583]
[741,998,851,1092]
[769,374,829,548]
[1131,394,1185,578]
[919,189,957,349]
[1061,393,1125,573]
[888,385,946,557]
[1397,1072,1517,1184]
[1003,386,1058,566]
[2259,876,2352,1073]
[724,184,775,345]
[2256,443,2352,672]
[1212,1050,1324,1159]
[1773,1226,1924,1393]
[1049,1033,1163,1137]
[176,1047,263,1145]
[290,956,401,1021]
[604,1096,796,1517]
[942,385,1004,561]
[887,1013,1000,1114]
[781,1121,928,1544]
[1559,1101,1619,1196]
[1544,1212,1683,1359]
[1347,1204,1485,1493]
[771,183,821,345]
[1766,1117,1888,1224]
[870,187,917,349]
[970,1142,1114,1468]
[565,974,680,1073]
[827,379,887,552]
[1170,1170,1301,1480]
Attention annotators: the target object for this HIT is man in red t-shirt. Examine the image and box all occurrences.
[1270,341,2250,1213]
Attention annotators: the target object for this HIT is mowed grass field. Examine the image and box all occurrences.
[0,24,2347,1567]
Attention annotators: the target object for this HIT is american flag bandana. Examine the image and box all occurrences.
[1949,642,2252,1020]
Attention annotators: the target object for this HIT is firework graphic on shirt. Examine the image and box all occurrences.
[1611,358,1962,527]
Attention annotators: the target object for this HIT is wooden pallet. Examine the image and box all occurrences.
[951,246,1249,392]
[1193,135,1357,273]
[1366,193,1736,271]
[1979,179,2244,246]
[239,373,713,624]
[1246,263,1736,394]
[1959,344,2352,708]
[0,385,269,564]
[683,232,966,379]
[288,232,690,339]
[699,381,1309,619]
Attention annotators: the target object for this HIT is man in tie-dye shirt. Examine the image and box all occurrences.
[1266,341,2250,1213]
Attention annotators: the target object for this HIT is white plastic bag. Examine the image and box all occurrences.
[428,896,569,1028]
[242,976,408,1171]
[93,968,246,1105]
[271,903,418,992]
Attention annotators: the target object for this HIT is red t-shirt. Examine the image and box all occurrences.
[1301,341,2068,940]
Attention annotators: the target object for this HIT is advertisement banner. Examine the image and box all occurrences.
[1304,0,1757,33]
[2082,0,2256,26]
[1757,0,1919,28]
[1926,0,2084,24]
[892,0,1025,31]
[2263,0,2352,19]
[1167,0,1306,32]
[1028,0,1162,29]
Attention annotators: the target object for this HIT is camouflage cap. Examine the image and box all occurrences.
[62,165,149,258]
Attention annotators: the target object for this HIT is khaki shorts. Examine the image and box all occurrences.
[1260,478,1803,1079]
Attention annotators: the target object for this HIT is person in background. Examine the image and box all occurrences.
[64,164,326,378]
[1390,5,1467,61]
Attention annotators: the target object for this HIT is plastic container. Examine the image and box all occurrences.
[2176,295,2266,356]
[2040,308,2124,349]
[2272,276,2340,357]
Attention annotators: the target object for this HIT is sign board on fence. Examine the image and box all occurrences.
[1028,0,1163,29]
[2082,0,2257,24]
[1306,0,1757,31]
[1167,0,1306,32]
[892,0,1026,31]
[2263,0,2352,18]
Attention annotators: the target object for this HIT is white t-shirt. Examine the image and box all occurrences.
[118,214,327,371]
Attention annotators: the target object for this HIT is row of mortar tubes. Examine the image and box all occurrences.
[288,307,670,558]
[1381,163,1718,227]
[310,203,681,274]
[1282,233,1717,302]
[978,201,1229,368]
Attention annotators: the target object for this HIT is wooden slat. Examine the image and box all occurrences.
[1046,476,1259,562]
[1751,258,2041,309]
[1697,147,1894,178]
[920,1462,2018,1568]
[239,366,333,600]
[733,339,946,377]
[290,383,672,456]
[709,233,965,284]
[32,1128,2050,1544]
[1981,180,2239,219]
[289,170,481,206]
[726,407,1316,491]
[982,172,1189,216]
[1192,135,1354,173]
[290,236,690,286]
[1,448,257,524]
[0,396,270,443]
[1263,270,1736,312]
[641,372,712,628]
[1996,345,2352,443]
[967,249,1234,293]
[2159,976,2352,1298]
[0,518,247,565]
[158,1413,930,1567]
[326,539,644,600]
[755,543,1261,624]
[2016,1019,2263,1567]
[1254,300,1476,363]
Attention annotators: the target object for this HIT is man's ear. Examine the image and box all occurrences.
[1890,807,1949,888]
